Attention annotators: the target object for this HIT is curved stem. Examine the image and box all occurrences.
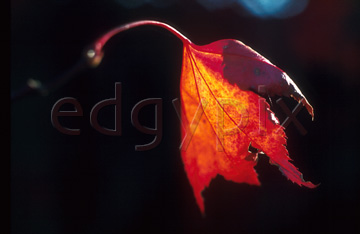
[12,20,188,102]
[87,20,191,67]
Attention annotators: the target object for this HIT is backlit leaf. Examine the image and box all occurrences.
[90,20,317,214]
[179,40,316,213]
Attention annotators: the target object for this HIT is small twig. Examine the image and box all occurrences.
[11,20,188,103]
[11,58,89,103]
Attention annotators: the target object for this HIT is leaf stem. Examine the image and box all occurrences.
[87,20,191,67]
[12,20,189,102]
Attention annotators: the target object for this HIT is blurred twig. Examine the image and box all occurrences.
[11,58,89,103]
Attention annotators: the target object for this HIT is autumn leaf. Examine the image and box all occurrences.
[179,40,317,213]
[88,20,317,214]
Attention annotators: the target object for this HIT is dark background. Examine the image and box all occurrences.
[11,0,360,233]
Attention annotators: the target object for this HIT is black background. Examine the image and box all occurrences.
[11,0,360,233]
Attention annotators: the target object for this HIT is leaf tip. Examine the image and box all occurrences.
[301,181,319,189]
[301,98,314,120]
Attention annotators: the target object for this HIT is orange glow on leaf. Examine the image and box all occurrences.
[92,21,317,215]
[180,40,317,214]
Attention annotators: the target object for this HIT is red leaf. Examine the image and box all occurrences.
[180,40,317,213]
[90,20,318,214]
